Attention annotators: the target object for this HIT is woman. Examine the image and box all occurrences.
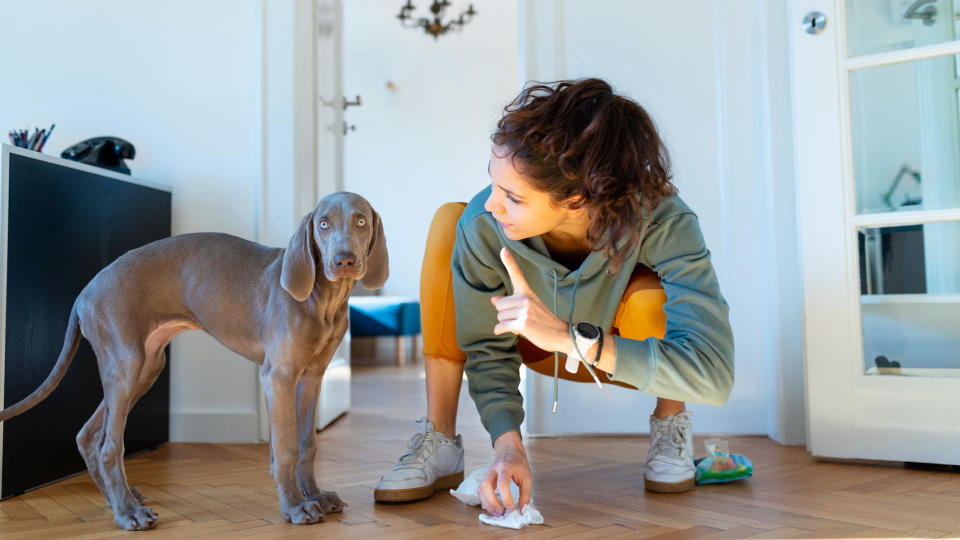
[374,78,734,517]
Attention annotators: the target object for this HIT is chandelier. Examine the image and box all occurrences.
[397,1,477,40]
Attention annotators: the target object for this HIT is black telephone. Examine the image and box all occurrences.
[61,137,136,175]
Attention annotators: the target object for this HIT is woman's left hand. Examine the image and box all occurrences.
[492,247,569,353]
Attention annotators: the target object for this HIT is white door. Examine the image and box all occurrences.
[790,0,960,465]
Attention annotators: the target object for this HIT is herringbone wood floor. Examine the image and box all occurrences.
[1,363,959,538]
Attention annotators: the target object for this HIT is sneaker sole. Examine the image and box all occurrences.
[643,475,695,493]
[374,470,465,503]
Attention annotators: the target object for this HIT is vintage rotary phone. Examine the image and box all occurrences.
[61,137,136,175]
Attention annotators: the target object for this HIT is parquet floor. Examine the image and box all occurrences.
[1,363,959,538]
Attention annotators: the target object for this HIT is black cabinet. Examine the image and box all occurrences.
[1,145,171,498]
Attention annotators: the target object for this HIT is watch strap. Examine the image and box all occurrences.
[589,330,604,367]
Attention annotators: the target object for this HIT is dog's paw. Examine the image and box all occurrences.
[308,490,345,514]
[282,500,326,525]
[114,505,159,531]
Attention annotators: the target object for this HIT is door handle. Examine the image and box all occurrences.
[803,11,827,35]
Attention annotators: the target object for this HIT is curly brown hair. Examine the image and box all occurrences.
[491,78,677,274]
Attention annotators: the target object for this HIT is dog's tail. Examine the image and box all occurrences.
[0,302,82,422]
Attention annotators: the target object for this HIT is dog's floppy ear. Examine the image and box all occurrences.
[281,211,319,301]
[361,210,388,290]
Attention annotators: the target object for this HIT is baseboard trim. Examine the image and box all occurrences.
[525,432,770,439]
[170,411,260,443]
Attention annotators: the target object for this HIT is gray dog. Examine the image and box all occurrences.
[0,191,387,530]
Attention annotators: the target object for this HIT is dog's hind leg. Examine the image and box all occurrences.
[77,402,111,507]
[124,348,167,507]
[78,348,165,513]
[95,346,163,531]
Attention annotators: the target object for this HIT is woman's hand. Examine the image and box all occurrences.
[478,430,532,516]
[492,247,569,353]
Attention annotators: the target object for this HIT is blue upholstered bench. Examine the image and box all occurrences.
[348,296,421,365]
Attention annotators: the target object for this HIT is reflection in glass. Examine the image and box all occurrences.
[847,0,957,57]
[849,54,960,214]
[858,222,960,376]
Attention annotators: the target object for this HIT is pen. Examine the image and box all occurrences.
[39,123,54,151]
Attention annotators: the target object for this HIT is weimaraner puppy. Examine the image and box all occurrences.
[0,191,387,530]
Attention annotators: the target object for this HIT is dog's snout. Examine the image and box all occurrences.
[333,252,357,268]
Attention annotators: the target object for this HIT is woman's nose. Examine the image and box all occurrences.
[484,193,501,214]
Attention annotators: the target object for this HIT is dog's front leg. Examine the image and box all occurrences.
[261,359,326,525]
[295,357,345,515]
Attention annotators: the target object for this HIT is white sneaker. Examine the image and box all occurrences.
[374,417,465,502]
[643,410,696,493]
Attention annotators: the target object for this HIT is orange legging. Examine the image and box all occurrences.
[419,202,668,390]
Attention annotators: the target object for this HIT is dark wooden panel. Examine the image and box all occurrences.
[2,153,171,498]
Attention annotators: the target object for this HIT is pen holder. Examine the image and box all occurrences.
[8,124,55,152]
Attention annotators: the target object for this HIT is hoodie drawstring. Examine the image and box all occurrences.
[550,271,602,414]
[551,269,560,413]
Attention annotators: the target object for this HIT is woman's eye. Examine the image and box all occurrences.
[357,218,366,227]
[319,220,329,230]
[506,195,520,204]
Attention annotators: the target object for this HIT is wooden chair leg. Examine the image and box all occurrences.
[412,333,420,363]
[395,335,406,366]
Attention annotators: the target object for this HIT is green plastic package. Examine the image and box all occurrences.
[693,442,753,485]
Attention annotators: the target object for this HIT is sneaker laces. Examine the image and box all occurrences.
[650,412,693,460]
[393,417,436,470]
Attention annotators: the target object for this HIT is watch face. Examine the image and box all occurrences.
[575,321,599,340]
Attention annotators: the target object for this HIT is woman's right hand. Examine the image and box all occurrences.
[478,430,532,516]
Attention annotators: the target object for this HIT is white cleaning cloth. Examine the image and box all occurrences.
[450,467,545,529]
[478,504,544,529]
[449,467,515,506]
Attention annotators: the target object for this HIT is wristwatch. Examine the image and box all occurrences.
[565,321,602,373]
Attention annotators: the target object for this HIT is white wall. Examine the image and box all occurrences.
[342,0,521,298]
[520,0,806,444]
[0,0,310,443]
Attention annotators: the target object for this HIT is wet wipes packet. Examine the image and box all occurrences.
[693,439,753,485]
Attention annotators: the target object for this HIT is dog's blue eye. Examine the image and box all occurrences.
[319,220,329,230]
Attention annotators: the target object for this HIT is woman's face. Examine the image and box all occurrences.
[484,147,577,241]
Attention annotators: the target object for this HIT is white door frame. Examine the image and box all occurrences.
[255,0,347,443]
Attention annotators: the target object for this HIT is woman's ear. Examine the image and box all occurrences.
[559,195,589,221]
[280,211,319,301]
[361,210,389,290]
[558,192,587,210]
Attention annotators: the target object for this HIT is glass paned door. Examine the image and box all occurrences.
[791,0,960,466]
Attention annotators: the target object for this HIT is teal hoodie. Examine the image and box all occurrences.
[451,185,735,446]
